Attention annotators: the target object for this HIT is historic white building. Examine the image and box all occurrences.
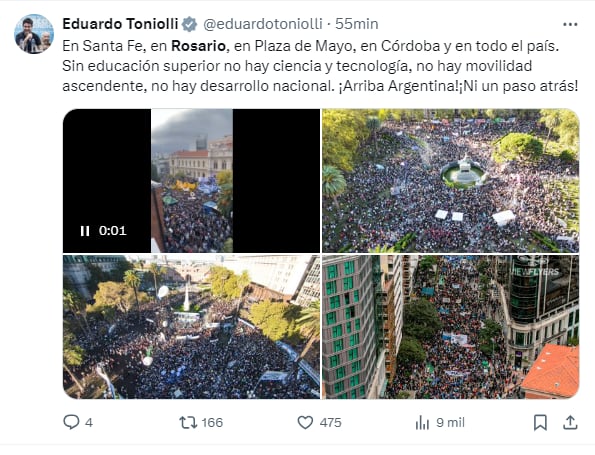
[169,135,233,179]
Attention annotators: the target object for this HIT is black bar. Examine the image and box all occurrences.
[63,109,151,253]
[233,109,320,253]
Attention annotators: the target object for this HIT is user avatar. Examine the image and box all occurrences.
[15,14,53,54]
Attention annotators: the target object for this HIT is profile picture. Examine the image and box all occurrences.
[14,14,53,54]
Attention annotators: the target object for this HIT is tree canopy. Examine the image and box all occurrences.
[322,109,369,172]
[397,335,426,366]
[492,133,543,163]
[92,281,140,314]
[248,300,299,342]
[63,289,90,336]
[403,299,443,341]
[209,266,248,300]
[322,165,347,209]
[216,170,233,217]
[478,319,502,357]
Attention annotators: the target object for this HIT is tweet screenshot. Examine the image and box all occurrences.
[2,0,592,453]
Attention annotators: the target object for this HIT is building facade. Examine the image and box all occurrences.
[379,255,407,384]
[169,135,233,179]
[220,255,312,299]
[322,255,385,399]
[294,255,321,306]
[63,255,128,300]
[493,255,579,368]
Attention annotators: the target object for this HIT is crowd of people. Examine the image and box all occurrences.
[323,117,579,253]
[65,292,318,399]
[162,176,232,253]
[386,257,523,399]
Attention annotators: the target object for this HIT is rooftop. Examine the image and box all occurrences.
[521,344,579,398]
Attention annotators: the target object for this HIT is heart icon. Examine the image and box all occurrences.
[297,415,313,429]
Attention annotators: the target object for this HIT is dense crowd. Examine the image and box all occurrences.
[162,177,232,253]
[386,257,523,399]
[65,294,318,399]
[323,118,579,253]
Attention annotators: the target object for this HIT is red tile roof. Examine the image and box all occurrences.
[521,344,579,398]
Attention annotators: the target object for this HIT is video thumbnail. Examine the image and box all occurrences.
[63,109,320,253]
[63,254,321,399]
[322,109,579,253]
[151,109,233,254]
[321,254,579,399]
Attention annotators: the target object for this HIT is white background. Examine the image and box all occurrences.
[0,1,592,452]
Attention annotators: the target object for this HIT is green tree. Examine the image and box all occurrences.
[492,133,543,163]
[210,266,232,298]
[539,108,562,153]
[63,330,85,394]
[477,258,490,275]
[223,238,233,253]
[397,336,426,366]
[238,270,251,297]
[149,262,162,295]
[555,109,579,151]
[479,319,501,341]
[294,300,320,362]
[322,109,370,171]
[124,270,141,315]
[322,165,347,210]
[249,300,291,341]
[366,115,381,155]
[478,319,502,357]
[108,260,134,282]
[216,170,233,217]
[93,281,137,314]
[63,289,90,337]
[210,266,243,300]
[419,255,438,272]
[403,299,443,341]
[223,274,241,299]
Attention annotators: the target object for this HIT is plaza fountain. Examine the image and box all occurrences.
[441,153,487,188]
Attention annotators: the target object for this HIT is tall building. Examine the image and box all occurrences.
[322,255,385,399]
[63,255,128,300]
[493,255,579,368]
[220,255,312,299]
[379,255,407,384]
[294,255,321,306]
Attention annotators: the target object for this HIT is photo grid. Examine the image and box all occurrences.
[321,109,579,400]
[63,108,579,401]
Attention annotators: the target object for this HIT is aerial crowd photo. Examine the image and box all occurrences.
[63,254,320,399]
[322,108,579,254]
[321,254,578,399]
